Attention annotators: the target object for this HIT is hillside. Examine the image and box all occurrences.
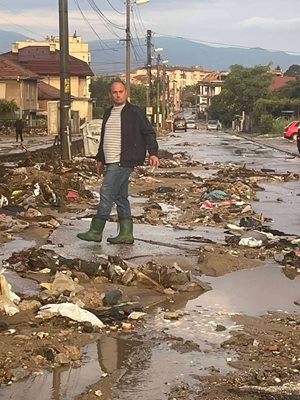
[89,36,300,75]
[0,29,29,53]
[1,29,300,75]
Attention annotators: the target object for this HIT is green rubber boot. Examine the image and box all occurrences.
[107,218,134,244]
[77,217,106,242]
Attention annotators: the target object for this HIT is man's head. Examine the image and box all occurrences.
[109,81,127,106]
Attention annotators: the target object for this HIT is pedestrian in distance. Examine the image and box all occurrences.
[77,80,160,244]
[14,119,24,143]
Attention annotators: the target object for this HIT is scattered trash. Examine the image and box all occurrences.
[38,303,104,328]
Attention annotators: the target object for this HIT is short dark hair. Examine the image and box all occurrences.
[109,80,126,91]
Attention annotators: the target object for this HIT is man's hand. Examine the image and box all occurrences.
[149,155,160,168]
[96,161,104,175]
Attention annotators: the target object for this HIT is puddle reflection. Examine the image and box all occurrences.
[0,336,133,400]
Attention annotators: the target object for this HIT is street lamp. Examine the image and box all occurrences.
[161,60,168,129]
[125,0,149,99]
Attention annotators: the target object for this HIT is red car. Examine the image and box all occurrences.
[283,120,300,140]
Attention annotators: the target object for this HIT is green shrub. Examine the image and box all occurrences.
[258,115,292,137]
[93,106,104,119]
[258,114,274,134]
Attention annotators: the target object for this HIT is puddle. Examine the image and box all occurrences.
[192,263,300,316]
[0,237,35,264]
[253,181,300,236]
[0,337,134,400]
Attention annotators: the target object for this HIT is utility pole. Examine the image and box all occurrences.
[125,0,131,99]
[59,0,71,160]
[156,53,161,133]
[162,63,166,129]
[146,29,152,111]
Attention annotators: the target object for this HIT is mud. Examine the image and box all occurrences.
[0,130,300,400]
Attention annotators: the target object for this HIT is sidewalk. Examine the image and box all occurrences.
[0,134,83,161]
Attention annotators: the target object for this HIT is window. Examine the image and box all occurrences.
[0,83,6,99]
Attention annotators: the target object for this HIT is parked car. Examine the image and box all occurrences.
[173,117,187,132]
[207,119,220,130]
[283,120,300,140]
[186,119,197,129]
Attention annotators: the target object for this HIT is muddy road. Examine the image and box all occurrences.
[0,128,300,400]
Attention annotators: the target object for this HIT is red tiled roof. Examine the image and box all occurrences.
[2,46,94,77]
[269,76,296,91]
[38,81,60,100]
[0,55,39,79]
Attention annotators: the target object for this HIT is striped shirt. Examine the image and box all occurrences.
[103,104,124,163]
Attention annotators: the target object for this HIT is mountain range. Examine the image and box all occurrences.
[1,29,300,75]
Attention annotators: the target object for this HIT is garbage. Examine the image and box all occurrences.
[202,189,231,201]
[200,200,214,209]
[238,237,263,248]
[0,269,20,315]
[38,303,104,328]
[240,216,262,229]
[102,289,123,306]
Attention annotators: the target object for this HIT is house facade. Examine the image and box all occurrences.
[12,34,91,64]
[198,71,228,112]
[3,46,94,121]
[127,65,210,113]
[0,55,39,119]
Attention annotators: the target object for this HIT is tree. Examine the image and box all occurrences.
[208,64,273,125]
[0,99,18,113]
[272,78,300,99]
[284,65,300,78]
[90,76,147,113]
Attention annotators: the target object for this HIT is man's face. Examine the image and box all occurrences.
[110,82,127,106]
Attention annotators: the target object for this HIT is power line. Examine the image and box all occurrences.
[87,0,124,31]
[104,0,125,15]
[73,0,117,53]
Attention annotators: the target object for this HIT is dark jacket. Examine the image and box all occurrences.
[95,102,158,167]
[15,119,24,133]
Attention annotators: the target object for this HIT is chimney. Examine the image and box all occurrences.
[11,42,19,53]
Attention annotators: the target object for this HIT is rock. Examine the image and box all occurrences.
[135,271,164,292]
[203,245,215,252]
[102,289,123,306]
[160,266,189,287]
[63,345,81,361]
[72,271,90,283]
[121,267,135,285]
[10,367,30,381]
[215,324,226,332]
[55,353,70,365]
[42,347,57,361]
[82,322,94,333]
[121,322,133,330]
[128,311,146,320]
[164,288,176,295]
[164,311,179,320]
[52,271,84,295]
[19,300,41,312]
[294,298,300,306]
[74,287,102,308]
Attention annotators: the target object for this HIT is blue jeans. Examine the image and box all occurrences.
[96,163,134,220]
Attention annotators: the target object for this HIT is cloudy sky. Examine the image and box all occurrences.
[1,0,300,53]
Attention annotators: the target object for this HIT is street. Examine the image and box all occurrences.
[0,127,300,400]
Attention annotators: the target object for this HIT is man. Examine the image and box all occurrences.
[14,119,24,143]
[77,81,160,244]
